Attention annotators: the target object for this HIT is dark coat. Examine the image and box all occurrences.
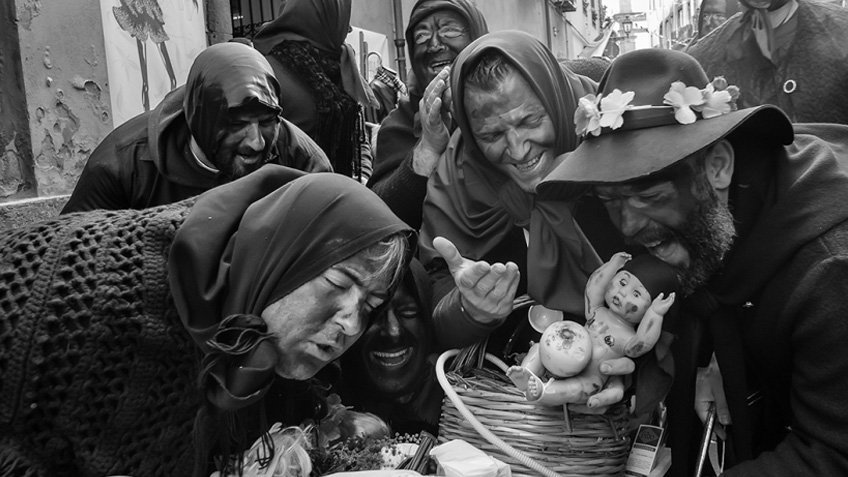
[668,124,848,476]
[686,0,848,124]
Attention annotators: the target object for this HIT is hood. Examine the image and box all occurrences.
[713,123,848,302]
[183,43,281,164]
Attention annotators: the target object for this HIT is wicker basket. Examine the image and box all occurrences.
[436,349,631,477]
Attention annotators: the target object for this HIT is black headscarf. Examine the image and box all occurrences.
[183,42,282,164]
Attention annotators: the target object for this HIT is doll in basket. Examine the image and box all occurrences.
[507,252,678,409]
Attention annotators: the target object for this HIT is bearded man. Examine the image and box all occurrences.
[62,42,330,213]
[539,49,848,476]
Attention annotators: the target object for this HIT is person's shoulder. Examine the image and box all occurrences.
[686,14,743,56]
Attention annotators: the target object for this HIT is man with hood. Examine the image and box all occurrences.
[538,49,848,476]
[686,0,848,124]
[366,0,488,229]
[62,42,330,213]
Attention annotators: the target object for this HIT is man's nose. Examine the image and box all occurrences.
[382,309,402,338]
[242,122,265,151]
[426,33,447,51]
[618,202,649,238]
[505,130,529,161]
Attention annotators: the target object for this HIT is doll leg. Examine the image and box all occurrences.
[507,366,545,401]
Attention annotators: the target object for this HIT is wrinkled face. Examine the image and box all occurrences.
[262,253,391,380]
[604,270,651,325]
[354,282,432,396]
[214,106,280,181]
[464,71,560,193]
[594,168,735,295]
[411,10,472,87]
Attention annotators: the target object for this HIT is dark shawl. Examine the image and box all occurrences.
[419,30,601,316]
[169,165,413,412]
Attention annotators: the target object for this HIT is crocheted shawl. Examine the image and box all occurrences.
[0,201,198,477]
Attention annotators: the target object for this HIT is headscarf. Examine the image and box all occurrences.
[169,165,413,411]
[253,0,376,107]
[405,0,489,98]
[183,43,282,163]
[419,31,601,316]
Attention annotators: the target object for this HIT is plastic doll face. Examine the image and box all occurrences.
[604,270,651,325]
[354,282,433,397]
[464,70,560,193]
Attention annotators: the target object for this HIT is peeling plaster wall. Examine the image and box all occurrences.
[0,0,36,200]
[15,0,112,200]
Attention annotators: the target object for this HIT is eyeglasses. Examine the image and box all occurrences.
[412,25,467,45]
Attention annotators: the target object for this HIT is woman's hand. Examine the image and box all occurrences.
[413,67,452,177]
[433,236,520,324]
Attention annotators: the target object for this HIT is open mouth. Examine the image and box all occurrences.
[369,347,413,368]
[239,154,263,165]
[314,342,341,361]
[513,153,542,173]
[429,59,452,72]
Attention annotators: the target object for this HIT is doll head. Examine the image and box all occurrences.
[604,254,679,326]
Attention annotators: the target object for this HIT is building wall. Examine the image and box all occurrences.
[2,0,112,203]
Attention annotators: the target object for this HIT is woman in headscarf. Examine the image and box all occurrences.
[367,0,488,229]
[419,30,602,361]
[253,0,378,181]
[0,166,412,477]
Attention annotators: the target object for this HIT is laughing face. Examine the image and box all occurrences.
[594,159,736,295]
[353,281,433,397]
[410,10,472,88]
[464,70,560,193]
[214,105,281,181]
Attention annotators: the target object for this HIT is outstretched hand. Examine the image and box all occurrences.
[433,236,520,324]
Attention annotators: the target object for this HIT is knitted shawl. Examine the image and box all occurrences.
[0,202,199,477]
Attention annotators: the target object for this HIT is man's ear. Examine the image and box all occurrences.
[705,139,735,193]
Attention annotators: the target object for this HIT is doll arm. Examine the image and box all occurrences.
[625,292,675,358]
[531,373,609,406]
[585,252,632,317]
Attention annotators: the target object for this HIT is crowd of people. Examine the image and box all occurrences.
[2,0,848,476]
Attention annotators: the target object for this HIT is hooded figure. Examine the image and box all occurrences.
[62,42,330,214]
[418,30,601,361]
[254,0,377,180]
[2,166,413,476]
[367,0,489,229]
[539,48,848,476]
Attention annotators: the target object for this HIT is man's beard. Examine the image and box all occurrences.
[627,190,736,296]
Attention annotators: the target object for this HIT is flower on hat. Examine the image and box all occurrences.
[663,81,704,125]
[697,77,741,119]
[574,77,740,137]
[574,94,603,137]
[574,89,634,137]
[599,89,635,130]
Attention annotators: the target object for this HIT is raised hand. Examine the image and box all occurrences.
[433,236,520,324]
[413,67,453,177]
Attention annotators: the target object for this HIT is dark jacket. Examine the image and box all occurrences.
[686,0,848,124]
[61,87,330,213]
[668,124,848,476]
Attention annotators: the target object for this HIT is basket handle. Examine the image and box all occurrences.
[436,349,567,477]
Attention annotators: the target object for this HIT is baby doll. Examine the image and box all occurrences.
[507,252,678,408]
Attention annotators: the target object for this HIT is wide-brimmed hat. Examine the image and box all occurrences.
[537,48,793,201]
